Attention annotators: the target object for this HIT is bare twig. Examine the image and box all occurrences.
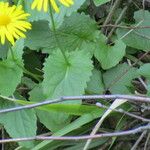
[119,20,144,40]
[96,102,150,122]
[1,94,150,114]
[0,124,149,143]
[102,0,122,33]
[62,95,150,102]
[99,24,150,29]
[0,96,62,114]
[131,130,147,150]
[144,132,150,150]
[141,105,150,111]
[143,0,146,10]
[84,52,148,150]
[1,127,4,150]
[127,59,148,91]
[107,0,133,41]
[138,77,148,90]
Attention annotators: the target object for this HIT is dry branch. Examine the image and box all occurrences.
[0,124,149,144]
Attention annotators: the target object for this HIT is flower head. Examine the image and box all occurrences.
[0,2,31,45]
[31,0,74,13]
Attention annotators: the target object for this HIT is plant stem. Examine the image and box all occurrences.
[49,5,69,65]
[107,0,133,41]
[101,0,122,34]
[9,46,15,60]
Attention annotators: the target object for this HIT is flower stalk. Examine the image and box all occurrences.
[49,5,69,65]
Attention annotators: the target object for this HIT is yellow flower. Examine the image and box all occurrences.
[0,2,31,45]
[31,0,74,13]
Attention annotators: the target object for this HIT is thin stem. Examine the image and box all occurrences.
[144,132,150,150]
[96,102,150,122]
[9,46,15,60]
[107,0,133,41]
[1,94,150,114]
[17,63,42,82]
[101,0,122,34]
[0,124,149,143]
[99,24,150,29]
[107,51,149,91]
[1,127,4,150]
[119,20,144,40]
[49,5,69,65]
[49,5,56,32]
[131,130,147,150]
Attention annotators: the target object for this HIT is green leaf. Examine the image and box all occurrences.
[117,10,150,51]
[32,110,104,150]
[25,13,99,54]
[86,69,104,94]
[138,63,150,79]
[0,99,37,148]
[11,98,102,116]
[94,34,126,69]
[93,0,110,6]
[25,21,51,51]
[41,50,93,130]
[29,84,60,132]
[43,50,93,98]
[8,39,24,60]
[0,40,24,96]
[51,13,98,53]
[0,61,22,96]
[36,111,71,132]
[29,84,47,102]
[14,95,103,133]
[103,63,138,94]
[29,84,61,132]
[21,77,37,90]
[64,139,108,150]
[29,50,93,131]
